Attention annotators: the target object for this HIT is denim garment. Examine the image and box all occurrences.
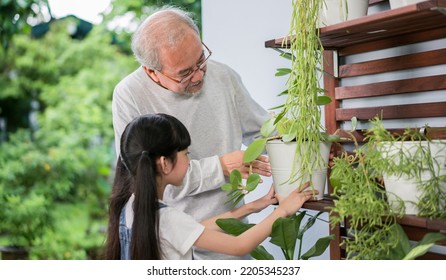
[119,202,166,260]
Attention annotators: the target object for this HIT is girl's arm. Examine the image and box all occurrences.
[195,183,315,256]
[200,185,277,231]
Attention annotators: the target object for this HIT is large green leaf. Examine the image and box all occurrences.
[386,223,411,260]
[301,234,334,260]
[270,217,298,260]
[243,138,267,163]
[251,245,274,260]
[403,232,446,260]
[216,218,255,236]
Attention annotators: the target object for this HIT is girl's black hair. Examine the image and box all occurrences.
[105,113,190,259]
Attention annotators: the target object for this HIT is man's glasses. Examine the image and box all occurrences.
[157,42,212,84]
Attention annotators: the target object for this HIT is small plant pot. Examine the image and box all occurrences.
[318,0,369,27]
[380,140,446,215]
[266,140,331,200]
[0,246,29,260]
[389,0,424,9]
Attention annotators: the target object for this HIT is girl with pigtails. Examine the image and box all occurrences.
[105,113,315,260]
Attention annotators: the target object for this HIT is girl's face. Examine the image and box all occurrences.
[167,149,190,186]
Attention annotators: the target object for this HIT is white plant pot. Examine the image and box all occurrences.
[266,140,331,200]
[381,140,446,215]
[389,0,425,9]
[319,0,369,27]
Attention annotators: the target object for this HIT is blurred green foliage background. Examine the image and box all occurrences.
[0,0,201,259]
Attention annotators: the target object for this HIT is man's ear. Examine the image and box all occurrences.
[157,156,172,175]
[143,66,160,82]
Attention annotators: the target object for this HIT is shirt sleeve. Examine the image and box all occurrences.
[160,207,205,256]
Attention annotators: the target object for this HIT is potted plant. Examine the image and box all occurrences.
[389,0,425,9]
[319,0,369,27]
[329,117,446,259]
[367,118,446,217]
[222,0,344,205]
[216,210,334,260]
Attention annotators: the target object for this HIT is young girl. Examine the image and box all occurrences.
[105,113,316,260]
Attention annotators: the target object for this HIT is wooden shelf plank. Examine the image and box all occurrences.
[265,1,446,50]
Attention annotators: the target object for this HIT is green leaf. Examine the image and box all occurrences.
[279,52,293,61]
[260,118,275,138]
[243,138,267,163]
[298,212,323,239]
[216,218,255,236]
[221,183,233,192]
[270,217,298,260]
[277,89,288,97]
[390,223,411,259]
[251,245,275,260]
[316,95,332,106]
[301,234,335,260]
[268,103,285,110]
[351,116,358,131]
[293,211,306,234]
[403,232,446,260]
[246,173,261,192]
[281,133,295,142]
[229,169,242,187]
[275,68,292,77]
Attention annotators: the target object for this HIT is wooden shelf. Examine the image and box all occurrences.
[302,195,335,212]
[265,0,446,259]
[265,0,446,50]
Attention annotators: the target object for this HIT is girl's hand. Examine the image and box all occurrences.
[249,184,278,213]
[275,182,316,217]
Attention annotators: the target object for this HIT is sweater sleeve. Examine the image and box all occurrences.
[163,155,226,201]
[112,85,141,156]
[229,68,270,147]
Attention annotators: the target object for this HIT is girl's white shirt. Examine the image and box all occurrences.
[124,194,205,260]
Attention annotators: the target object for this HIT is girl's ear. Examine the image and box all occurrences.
[158,156,172,175]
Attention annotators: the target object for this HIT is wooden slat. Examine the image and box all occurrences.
[323,51,340,134]
[338,25,446,56]
[336,102,446,121]
[335,75,446,100]
[369,0,385,4]
[339,49,446,78]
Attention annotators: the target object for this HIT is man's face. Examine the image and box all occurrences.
[152,34,212,95]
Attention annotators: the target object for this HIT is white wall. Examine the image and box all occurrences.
[202,0,330,260]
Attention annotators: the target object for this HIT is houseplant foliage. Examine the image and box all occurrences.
[222,0,335,204]
[217,211,334,260]
[329,117,446,259]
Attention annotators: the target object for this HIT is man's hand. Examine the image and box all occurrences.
[219,150,272,179]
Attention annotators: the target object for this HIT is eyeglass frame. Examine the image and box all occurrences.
[155,42,212,85]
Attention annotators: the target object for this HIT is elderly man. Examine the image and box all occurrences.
[112,6,270,260]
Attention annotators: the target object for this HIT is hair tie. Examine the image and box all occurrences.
[141,150,150,157]
[119,154,130,171]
